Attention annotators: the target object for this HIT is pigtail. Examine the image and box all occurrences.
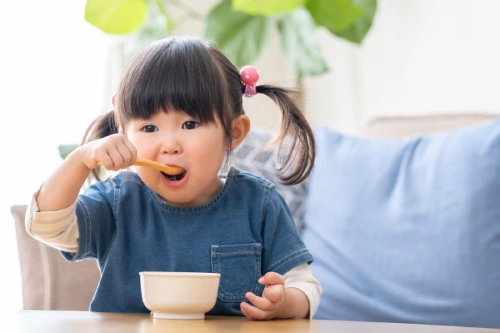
[81,110,119,182]
[256,85,316,185]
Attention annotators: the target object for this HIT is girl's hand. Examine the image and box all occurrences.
[79,133,138,171]
[240,272,286,320]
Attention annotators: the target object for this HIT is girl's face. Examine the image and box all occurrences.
[125,111,227,207]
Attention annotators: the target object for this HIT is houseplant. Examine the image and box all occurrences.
[84,0,377,77]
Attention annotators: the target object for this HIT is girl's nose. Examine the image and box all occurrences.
[161,134,181,154]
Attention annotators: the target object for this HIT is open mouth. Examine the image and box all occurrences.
[162,171,186,181]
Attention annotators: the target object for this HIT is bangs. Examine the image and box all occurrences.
[117,37,228,124]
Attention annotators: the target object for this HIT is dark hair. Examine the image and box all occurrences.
[84,35,315,185]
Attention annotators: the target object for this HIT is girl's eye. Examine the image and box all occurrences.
[141,125,158,133]
[182,121,199,130]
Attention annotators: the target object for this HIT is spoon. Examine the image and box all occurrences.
[98,158,184,175]
[134,158,184,175]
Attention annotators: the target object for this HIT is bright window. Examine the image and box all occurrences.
[0,0,110,311]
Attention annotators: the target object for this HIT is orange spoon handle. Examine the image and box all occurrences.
[134,158,184,175]
[97,158,184,176]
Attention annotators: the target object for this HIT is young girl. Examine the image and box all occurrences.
[26,35,321,320]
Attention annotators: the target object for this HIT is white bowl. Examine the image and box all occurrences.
[139,272,220,320]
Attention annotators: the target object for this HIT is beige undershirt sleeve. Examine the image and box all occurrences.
[284,263,322,319]
[25,186,80,253]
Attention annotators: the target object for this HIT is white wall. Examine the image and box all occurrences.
[1,0,499,312]
[0,0,109,312]
[305,0,500,134]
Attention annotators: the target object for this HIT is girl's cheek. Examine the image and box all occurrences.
[127,133,144,148]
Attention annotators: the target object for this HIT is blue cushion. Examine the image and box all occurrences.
[302,118,500,328]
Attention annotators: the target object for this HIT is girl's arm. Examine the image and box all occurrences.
[26,191,79,253]
[36,148,95,211]
[240,263,322,320]
[37,134,137,212]
[278,283,311,319]
[281,263,322,318]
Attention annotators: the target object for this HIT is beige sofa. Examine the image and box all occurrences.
[11,113,498,311]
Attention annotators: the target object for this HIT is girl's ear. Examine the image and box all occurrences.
[229,115,250,151]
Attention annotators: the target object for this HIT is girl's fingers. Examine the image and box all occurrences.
[115,141,135,167]
[117,136,138,168]
[97,154,113,170]
[124,138,138,162]
[258,272,285,304]
[245,292,274,311]
[242,282,285,320]
[95,135,137,171]
[259,272,285,286]
[110,136,135,169]
[240,301,270,321]
[105,146,125,171]
[262,286,283,304]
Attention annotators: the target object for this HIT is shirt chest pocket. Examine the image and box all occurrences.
[211,243,262,303]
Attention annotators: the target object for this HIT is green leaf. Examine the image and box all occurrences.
[85,0,148,34]
[233,0,306,15]
[278,9,328,77]
[332,0,377,43]
[58,144,78,160]
[205,0,273,67]
[306,0,363,33]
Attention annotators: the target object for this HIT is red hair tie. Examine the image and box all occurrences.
[240,66,259,98]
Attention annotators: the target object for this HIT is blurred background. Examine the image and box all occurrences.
[1,0,499,312]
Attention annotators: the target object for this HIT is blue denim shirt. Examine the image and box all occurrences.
[62,167,313,315]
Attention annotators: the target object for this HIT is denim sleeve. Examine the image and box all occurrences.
[261,187,314,275]
[61,180,117,264]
